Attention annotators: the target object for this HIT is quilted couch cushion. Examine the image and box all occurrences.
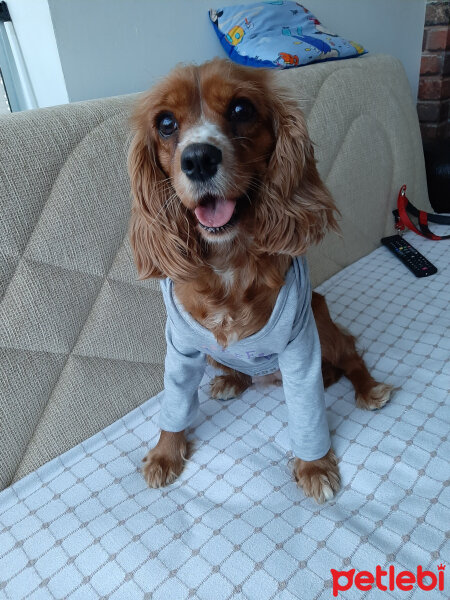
[0,97,167,489]
[0,55,429,490]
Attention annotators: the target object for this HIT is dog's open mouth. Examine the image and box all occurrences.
[194,196,238,234]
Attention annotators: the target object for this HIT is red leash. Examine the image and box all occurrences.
[393,185,450,240]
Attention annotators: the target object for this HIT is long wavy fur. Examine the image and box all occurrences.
[253,85,339,255]
[128,90,204,282]
[129,61,338,280]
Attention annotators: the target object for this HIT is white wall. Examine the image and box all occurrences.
[10,0,426,107]
[6,0,68,107]
[47,0,246,102]
[308,0,426,100]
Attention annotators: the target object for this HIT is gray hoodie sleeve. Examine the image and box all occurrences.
[159,318,206,432]
[278,307,331,461]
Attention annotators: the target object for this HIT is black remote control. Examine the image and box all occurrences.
[381,235,437,277]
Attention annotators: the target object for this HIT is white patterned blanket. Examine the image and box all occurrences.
[0,233,449,600]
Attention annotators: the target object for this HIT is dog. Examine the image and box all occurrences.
[128,58,392,503]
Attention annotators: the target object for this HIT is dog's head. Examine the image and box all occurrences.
[129,58,338,281]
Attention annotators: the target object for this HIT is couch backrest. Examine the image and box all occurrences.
[0,54,429,489]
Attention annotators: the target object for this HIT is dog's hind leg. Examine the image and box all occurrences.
[312,292,392,410]
[207,356,252,400]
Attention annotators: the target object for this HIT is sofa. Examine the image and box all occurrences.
[2,55,447,600]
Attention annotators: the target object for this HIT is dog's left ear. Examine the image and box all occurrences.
[255,87,339,255]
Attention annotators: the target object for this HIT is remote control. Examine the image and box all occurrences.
[381,235,437,277]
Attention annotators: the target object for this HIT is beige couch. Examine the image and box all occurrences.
[0,54,430,491]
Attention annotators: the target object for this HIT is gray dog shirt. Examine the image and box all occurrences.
[158,257,331,461]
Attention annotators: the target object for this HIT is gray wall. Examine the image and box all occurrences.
[308,0,426,100]
[10,0,425,107]
[47,0,426,103]
[47,0,245,101]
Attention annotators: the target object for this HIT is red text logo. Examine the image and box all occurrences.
[331,564,445,597]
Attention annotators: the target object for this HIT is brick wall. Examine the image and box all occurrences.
[417,1,450,139]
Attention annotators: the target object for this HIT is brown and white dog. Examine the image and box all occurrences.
[128,59,391,503]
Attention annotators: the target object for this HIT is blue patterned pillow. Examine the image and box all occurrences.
[209,1,366,69]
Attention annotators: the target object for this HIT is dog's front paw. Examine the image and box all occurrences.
[142,432,192,488]
[142,449,185,488]
[356,382,393,410]
[293,448,340,504]
[210,374,250,400]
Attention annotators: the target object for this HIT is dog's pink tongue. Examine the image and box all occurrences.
[195,197,236,228]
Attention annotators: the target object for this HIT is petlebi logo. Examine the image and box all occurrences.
[331,563,445,597]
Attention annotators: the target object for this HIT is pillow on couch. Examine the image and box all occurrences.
[209,1,366,69]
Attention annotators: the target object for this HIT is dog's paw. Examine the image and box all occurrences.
[142,450,184,488]
[293,448,340,504]
[142,432,193,488]
[253,370,283,388]
[210,374,250,400]
[356,382,393,410]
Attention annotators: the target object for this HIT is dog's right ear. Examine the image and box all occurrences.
[128,132,165,279]
[128,125,203,282]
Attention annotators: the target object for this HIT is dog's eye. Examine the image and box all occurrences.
[228,98,255,123]
[157,112,178,137]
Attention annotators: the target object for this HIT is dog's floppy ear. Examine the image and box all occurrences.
[128,132,165,279]
[255,86,339,256]
[128,123,202,282]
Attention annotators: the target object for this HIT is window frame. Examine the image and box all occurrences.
[0,3,37,111]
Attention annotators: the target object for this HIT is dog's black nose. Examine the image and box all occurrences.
[181,143,222,181]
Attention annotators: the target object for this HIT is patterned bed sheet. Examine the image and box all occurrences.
[0,233,449,600]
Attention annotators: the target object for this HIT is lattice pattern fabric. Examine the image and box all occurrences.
[0,233,448,600]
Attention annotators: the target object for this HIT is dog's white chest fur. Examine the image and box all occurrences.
[214,267,235,289]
